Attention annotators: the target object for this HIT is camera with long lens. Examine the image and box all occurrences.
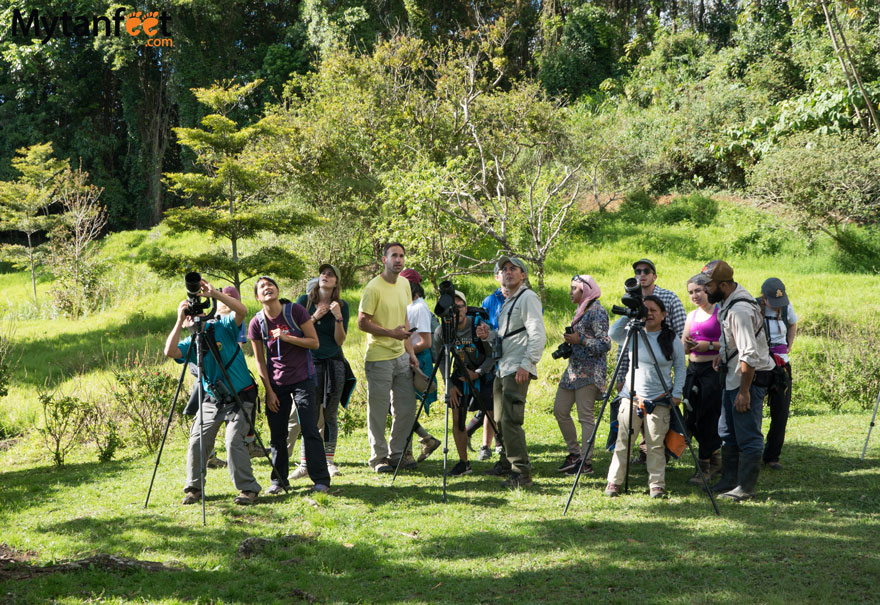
[552,326,574,360]
[610,277,647,319]
[434,280,459,345]
[184,271,213,316]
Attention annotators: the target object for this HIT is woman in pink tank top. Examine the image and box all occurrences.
[680,275,723,486]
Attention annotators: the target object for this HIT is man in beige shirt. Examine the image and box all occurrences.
[702,260,775,502]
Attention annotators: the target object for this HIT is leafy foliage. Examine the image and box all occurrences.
[36,389,92,467]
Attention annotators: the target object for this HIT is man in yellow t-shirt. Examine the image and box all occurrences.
[358,242,420,472]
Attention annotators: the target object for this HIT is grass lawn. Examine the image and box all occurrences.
[1,410,879,603]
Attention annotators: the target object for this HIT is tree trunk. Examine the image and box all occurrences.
[534,259,546,305]
[828,2,880,134]
[820,0,869,133]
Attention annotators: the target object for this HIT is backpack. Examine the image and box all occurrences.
[254,302,316,384]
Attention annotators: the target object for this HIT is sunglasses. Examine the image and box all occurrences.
[634,268,654,275]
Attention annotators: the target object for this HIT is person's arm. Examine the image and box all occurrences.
[412,332,432,353]
[668,295,687,338]
[404,316,418,367]
[581,307,612,356]
[163,301,189,359]
[331,301,348,346]
[671,339,686,402]
[202,279,247,326]
[681,313,693,354]
[786,323,797,351]
[251,338,279,412]
[357,312,410,340]
[516,292,546,383]
[728,309,759,412]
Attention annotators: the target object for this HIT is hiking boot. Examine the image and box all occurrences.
[181,489,201,505]
[557,453,580,473]
[709,446,739,494]
[718,454,761,502]
[449,460,472,476]
[372,458,393,473]
[687,459,710,486]
[247,440,269,458]
[327,461,342,477]
[650,486,667,499]
[233,491,258,505]
[478,446,492,461]
[391,453,419,470]
[485,461,512,476]
[707,449,722,481]
[501,472,532,489]
[288,464,309,481]
[417,436,441,463]
[206,452,227,469]
[604,482,621,497]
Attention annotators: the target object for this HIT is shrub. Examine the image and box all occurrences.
[36,389,93,467]
[656,193,719,226]
[618,189,656,216]
[88,399,124,463]
[0,322,15,399]
[730,219,787,256]
[111,350,180,453]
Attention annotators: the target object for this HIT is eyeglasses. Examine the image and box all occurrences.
[572,275,587,285]
[634,268,654,275]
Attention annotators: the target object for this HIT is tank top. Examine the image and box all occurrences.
[689,306,720,357]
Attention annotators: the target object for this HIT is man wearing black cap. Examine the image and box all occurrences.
[619,258,687,464]
[760,277,797,471]
[701,260,775,501]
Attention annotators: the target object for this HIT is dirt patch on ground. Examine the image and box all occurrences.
[0,548,182,581]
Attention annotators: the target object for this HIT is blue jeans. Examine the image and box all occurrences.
[718,384,766,457]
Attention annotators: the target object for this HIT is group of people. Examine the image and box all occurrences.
[162,243,796,505]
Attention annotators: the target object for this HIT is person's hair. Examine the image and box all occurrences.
[687,274,709,288]
[382,242,405,256]
[409,280,424,299]
[253,276,279,298]
[644,295,676,360]
[309,275,341,305]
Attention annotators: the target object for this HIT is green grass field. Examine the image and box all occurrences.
[1,198,880,603]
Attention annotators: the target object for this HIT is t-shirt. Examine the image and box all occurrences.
[765,303,797,363]
[407,297,433,347]
[359,275,412,362]
[177,313,252,398]
[248,302,314,386]
[295,294,349,360]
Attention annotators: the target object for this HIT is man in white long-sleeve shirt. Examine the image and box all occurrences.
[476,256,546,488]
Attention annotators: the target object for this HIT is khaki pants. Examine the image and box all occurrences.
[493,373,531,476]
[607,398,670,489]
[364,353,417,467]
[553,384,600,461]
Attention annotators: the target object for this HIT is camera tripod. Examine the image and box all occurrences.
[392,314,502,503]
[860,388,880,461]
[563,316,720,516]
[144,305,280,525]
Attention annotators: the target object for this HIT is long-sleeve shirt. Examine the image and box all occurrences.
[560,302,611,391]
[609,316,686,400]
[616,284,686,383]
[481,288,506,330]
[486,286,546,378]
[718,284,775,390]
[431,318,494,384]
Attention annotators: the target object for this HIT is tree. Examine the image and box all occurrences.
[0,143,67,302]
[150,81,315,292]
[48,165,108,318]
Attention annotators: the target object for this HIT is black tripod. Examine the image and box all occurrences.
[392,316,502,504]
[144,307,280,525]
[563,316,720,516]
[861,388,880,461]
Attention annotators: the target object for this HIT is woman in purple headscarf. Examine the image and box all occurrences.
[554,275,611,475]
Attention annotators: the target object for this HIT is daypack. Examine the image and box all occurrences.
[254,302,316,385]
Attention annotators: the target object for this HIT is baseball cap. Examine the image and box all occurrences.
[495,256,528,273]
[318,263,341,282]
[454,290,467,307]
[761,277,789,308]
[701,260,734,282]
[400,268,422,283]
[632,258,656,273]
[221,286,241,301]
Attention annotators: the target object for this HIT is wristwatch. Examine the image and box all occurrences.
[708,342,714,351]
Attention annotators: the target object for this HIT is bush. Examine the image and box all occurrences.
[111,350,180,453]
[0,322,15,399]
[730,219,787,256]
[88,399,124,463]
[36,389,93,467]
[656,193,719,226]
[618,189,656,216]
[833,226,880,274]
[793,323,880,413]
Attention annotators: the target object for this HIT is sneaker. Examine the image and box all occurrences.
[495,445,503,455]
[557,453,580,473]
[288,464,309,481]
[310,483,330,494]
[391,453,419,470]
[478,446,492,461]
[266,484,285,495]
[766,460,783,471]
[327,461,342,477]
[181,489,201,505]
[484,461,512,476]
[566,461,592,476]
[501,472,533,489]
[449,460,472,476]
[604,482,620,497]
[206,452,227,469]
[417,437,441,463]
[373,458,393,473]
[650,486,667,499]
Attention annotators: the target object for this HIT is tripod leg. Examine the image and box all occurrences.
[144,349,192,509]
[197,376,207,526]
[671,404,720,516]
[861,388,880,462]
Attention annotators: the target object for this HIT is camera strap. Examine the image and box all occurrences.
[501,288,529,341]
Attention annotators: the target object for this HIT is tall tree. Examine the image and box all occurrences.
[0,143,67,302]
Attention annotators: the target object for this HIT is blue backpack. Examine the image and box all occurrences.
[254,302,316,385]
